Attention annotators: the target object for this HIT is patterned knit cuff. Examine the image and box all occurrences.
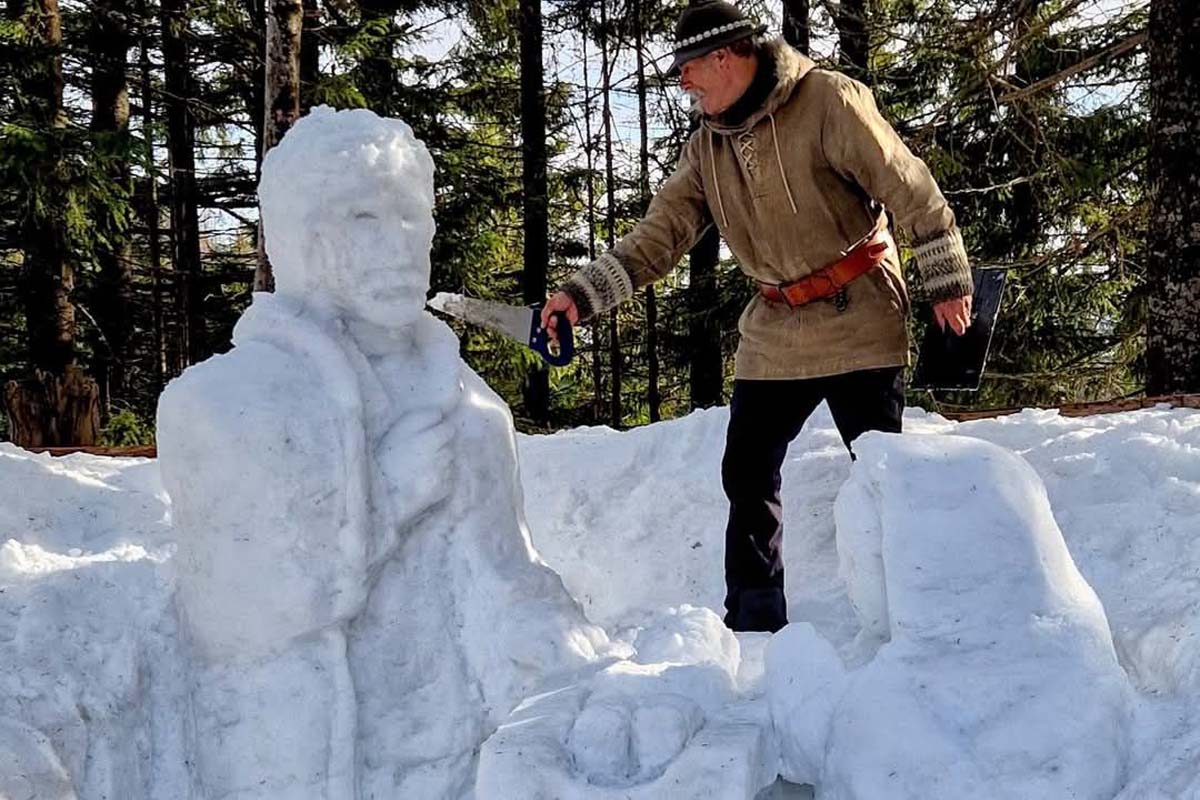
[559,252,635,323]
[913,227,974,303]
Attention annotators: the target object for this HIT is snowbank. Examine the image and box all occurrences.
[0,445,186,800]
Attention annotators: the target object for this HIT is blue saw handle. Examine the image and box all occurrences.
[529,305,574,367]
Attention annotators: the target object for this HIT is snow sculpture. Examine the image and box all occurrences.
[0,717,77,800]
[156,107,610,799]
[477,604,780,799]
[767,433,1135,799]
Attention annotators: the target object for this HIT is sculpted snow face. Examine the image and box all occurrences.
[157,106,607,799]
[259,107,436,331]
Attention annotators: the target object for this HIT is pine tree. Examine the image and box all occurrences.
[519,0,551,423]
[3,0,101,446]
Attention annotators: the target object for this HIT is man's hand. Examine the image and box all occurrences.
[540,291,579,343]
[933,294,973,336]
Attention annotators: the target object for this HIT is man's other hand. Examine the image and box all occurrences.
[540,291,579,343]
[933,294,973,336]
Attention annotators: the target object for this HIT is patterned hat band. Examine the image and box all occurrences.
[674,18,755,49]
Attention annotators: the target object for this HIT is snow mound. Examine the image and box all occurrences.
[0,446,186,799]
[767,432,1134,799]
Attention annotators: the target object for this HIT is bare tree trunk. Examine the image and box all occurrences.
[4,0,100,445]
[1146,0,1200,393]
[139,0,167,390]
[5,367,100,448]
[688,222,722,409]
[90,0,133,415]
[300,0,321,111]
[519,0,551,424]
[634,0,660,422]
[683,114,722,409]
[161,0,205,366]
[835,0,869,83]
[255,0,303,293]
[601,0,622,427]
[782,0,810,56]
[582,34,604,424]
[9,0,70,375]
[247,0,265,179]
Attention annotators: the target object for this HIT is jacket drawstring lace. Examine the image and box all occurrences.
[708,128,729,228]
[769,113,799,215]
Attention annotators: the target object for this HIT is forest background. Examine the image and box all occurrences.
[2,0,1196,445]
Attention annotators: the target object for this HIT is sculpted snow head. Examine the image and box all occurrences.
[258,105,437,328]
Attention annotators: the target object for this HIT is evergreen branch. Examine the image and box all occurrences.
[996,32,1148,106]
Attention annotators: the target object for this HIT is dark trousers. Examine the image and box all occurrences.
[721,366,905,633]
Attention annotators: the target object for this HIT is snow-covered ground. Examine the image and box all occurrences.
[1,400,1197,798]
[10,107,1191,798]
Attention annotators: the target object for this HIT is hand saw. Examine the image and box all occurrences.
[427,293,575,367]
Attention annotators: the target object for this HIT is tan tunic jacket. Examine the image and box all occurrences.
[562,39,973,380]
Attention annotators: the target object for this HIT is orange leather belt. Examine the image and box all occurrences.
[760,227,893,308]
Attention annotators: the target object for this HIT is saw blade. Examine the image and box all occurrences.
[428,292,534,343]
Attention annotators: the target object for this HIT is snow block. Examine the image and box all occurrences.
[768,432,1135,799]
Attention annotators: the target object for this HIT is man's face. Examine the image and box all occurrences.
[679,48,741,115]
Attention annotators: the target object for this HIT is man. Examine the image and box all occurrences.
[541,0,973,633]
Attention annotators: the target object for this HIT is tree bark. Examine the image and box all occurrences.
[8,0,71,376]
[600,0,622,427]
[4,0,99,445]
[518,0,550,423]
[782,0,810,56]
[255,0,303,293]
[300,0,321,112]
[139,0,167,390]
[90,0,133,414]
[634,0,659,422]
[582,33,605,423]
[5,367,100,448]
[1146,0,1200,393]
[1007,0,1044,258]
[161,0,205,366]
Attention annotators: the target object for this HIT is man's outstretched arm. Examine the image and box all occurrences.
[543,135,710,336]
